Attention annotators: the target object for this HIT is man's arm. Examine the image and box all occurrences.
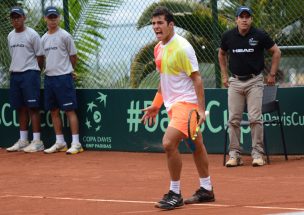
[190,71,206,125]
[37,56,44,71]
[218,48,229,88]
[70,54,77,69]
[70,55,77,79]
[266,44,281,85]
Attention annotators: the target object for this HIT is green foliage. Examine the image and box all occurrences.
[67,0,123,87]
[85,62,130,88]
[137,1,194,29]
[130,41,157,88]
[138,71,159,89]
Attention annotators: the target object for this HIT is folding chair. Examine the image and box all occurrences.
[223,85,288,166]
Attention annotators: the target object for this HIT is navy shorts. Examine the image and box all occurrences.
[9,70,41,109]
[44,74,78,111]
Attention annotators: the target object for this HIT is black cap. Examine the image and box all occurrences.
[10,6,25,16]
[44,6,60,17]
[236,6,253,17]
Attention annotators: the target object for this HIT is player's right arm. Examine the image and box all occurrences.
[141,84,162,126]
[218,48,229,88]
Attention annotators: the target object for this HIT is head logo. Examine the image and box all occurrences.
[249,38,258,46]
[85,92,107,132]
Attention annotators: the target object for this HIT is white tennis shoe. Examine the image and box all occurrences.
[23,140,44,153]
[66,143,84,155]
[252,158,266,167]
[6,139,29,152]
[44,142,67,154]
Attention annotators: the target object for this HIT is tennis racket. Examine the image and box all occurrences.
[186,109,210,152]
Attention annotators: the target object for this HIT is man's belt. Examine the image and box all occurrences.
[232,74,256,81]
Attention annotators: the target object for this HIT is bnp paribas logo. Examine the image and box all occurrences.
[85,92,107,131]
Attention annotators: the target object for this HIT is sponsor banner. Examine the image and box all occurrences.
[0,88,303,154]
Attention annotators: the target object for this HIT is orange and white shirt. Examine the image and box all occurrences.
[154,34,199,111]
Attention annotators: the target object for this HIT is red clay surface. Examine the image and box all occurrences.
[0,149,304,215]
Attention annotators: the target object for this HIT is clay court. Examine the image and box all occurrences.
[0,149,303,215]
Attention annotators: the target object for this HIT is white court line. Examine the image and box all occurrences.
[1,194,304,212]
[245,206,304,211]
[0,194,155,204]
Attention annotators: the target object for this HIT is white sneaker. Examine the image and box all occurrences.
[66,143,84,155]
[252,158,266,167]
[23,140,44,153]
[6,140,29,152]
[226,157,244,167]
[44,142,67,154]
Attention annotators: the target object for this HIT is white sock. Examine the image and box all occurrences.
[56,135,65,144]
[32,132,40,141]
[200,176,212,191]
[72,134,80,145]
[169,180,180,194]
[20,130,28,141]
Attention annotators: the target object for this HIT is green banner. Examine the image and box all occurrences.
[0,88,303,154]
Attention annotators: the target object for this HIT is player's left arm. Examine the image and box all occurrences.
[267,44,281,85]
[190,71,206,125]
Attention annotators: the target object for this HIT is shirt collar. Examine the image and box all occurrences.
[161,33,177,47]
[234,26,254,37]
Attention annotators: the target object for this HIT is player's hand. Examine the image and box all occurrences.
[141,105,160,126]
[197,110,206,126]
[72,72,77,80]
[266,74,276,85]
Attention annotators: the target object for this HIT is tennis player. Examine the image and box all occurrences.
[141,6,215,210]
[6,6,44,153]
[41,6,83,154]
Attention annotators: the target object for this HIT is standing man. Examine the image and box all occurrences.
[42,6,83,154]
[6,6,44,153]
[218,6,281,167]
[141,6,215,210]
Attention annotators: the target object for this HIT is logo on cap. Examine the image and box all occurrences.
[44,6,60,17]
[10,7,25,16]
[236,6,253,17]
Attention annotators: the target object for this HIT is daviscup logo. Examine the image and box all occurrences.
[85,92,107,132]
[83,92,112,149]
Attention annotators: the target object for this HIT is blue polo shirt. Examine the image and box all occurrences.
[220,27,275,76]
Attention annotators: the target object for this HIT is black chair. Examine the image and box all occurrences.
[223,85,288,166]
